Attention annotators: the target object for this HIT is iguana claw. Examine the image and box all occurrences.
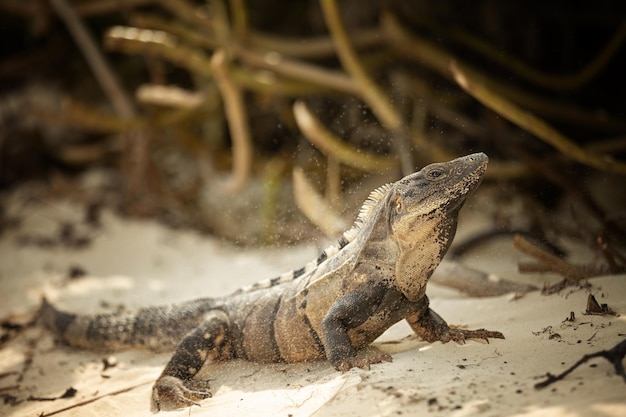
[334,352,393,372]
[151,376,212,412]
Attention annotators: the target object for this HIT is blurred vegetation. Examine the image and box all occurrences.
[0,0,625,274]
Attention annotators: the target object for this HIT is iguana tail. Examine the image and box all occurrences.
[39,297,219,353]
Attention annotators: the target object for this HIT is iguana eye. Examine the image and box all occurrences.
[427,168,445,180]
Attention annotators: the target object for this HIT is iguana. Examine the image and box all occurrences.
[40,152,504,411]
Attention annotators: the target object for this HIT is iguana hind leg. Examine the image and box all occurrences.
[406,296,504,344]
[151,310,232,411]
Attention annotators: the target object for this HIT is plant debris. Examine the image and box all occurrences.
[535,338,626,389]
[585,294,618,316]
[27,387,77,402]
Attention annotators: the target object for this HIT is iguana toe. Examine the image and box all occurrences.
[334,352,393,372]
[151,376,212,411]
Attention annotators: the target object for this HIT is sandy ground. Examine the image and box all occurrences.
[0,197,625,417]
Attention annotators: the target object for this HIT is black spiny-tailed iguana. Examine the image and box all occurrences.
[40,152,504,411]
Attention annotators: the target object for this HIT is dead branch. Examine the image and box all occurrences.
[211,49,253,193]
[293,101,396,172]
[451,62,626,175]
[49,0,135,119]
[535,338,626,389]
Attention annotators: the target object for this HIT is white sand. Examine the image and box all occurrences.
[0,199,625,417]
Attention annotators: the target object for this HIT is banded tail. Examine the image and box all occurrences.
[39,297,218,353]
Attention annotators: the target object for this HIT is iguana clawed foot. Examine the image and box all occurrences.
[151,376,212,411]
[438,328,505,344]
[333,352,393,372]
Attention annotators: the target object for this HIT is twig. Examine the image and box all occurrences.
[49,0,135,119]
[450,229,565,259]
[444,20,626,91]
[382,12,626,131]
[229,70,326,96]
[249,28,383,59]
[130,13,219,49]
[512,234,616,294]
[38,380,153,417]
[235,46,360,95]
[319,0,398,127]
[292,167,347,237]
[293,101,397,172]
[129,13,360,94]
[210,0,231,54]
[228,0,248,39]
[211,49,252,192]
[514,234,589,281]
[105,26,214,77]
[136,84,205,109]
[107,22,360,96]
[319,0,413,175]
[535,338,626,389]
[451,62,626,175]
[132,10,382,60]
[431,260,537,297]
[156,0,214,32]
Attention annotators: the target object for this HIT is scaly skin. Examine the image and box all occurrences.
[40,153,504,411]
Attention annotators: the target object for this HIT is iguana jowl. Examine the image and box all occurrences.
[40,152,504,411]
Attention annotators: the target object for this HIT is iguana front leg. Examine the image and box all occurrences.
[151,310,232,411]
[321,282,392,371]
[406,295,504,343]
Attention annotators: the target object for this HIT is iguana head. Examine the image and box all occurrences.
[389,152,488,300]
[390,153,488,233]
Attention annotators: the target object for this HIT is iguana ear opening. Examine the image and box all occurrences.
[395,196,403,214]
